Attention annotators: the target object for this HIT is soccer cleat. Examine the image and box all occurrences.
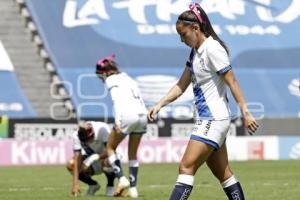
[129,187,138,198]
[113,176,130,197]
[106,186,114,197]
[121,187,138,198]
[86,183,100,196]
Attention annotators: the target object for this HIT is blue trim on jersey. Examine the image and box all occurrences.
[190,135,219,149]
[193,86,214,118]
[81,143,95,155]
[189,49,195,61]
[187,49,213,119]
[186,49,195,71]
[217,65,232,75]
[186,61,191,67]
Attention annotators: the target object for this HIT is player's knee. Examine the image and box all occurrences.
[178,162,195,175]
[106,146,116,155]
[80,165,89,173]
[66,160,74,172]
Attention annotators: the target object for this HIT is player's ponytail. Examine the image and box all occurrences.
[177,3,229,55]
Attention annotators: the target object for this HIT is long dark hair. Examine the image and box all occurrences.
[177,4,229,54]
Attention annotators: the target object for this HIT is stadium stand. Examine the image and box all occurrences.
[0,0,72,118]
[20,0,300,120]
[0,40,36,118]
[1,0,298,137]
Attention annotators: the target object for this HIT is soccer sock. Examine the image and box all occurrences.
[104,172,115,187]
[108,153,124,179]
[79,172,98,185]
[222,175,245,200]
[129,160,139,187]
[169,174,194,200]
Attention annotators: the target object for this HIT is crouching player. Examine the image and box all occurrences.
[66,121,116,197]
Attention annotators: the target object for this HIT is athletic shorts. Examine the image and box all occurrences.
[118,113,147,135]
[190,119,231,150]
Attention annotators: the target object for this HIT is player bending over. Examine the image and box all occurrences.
[95,54,148,198]
[66,121,115,197]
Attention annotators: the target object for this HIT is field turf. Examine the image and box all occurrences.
[0,160,299,200]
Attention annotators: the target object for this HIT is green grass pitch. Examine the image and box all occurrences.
[0,160,299,200]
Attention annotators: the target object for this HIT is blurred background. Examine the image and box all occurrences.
[0,0,300,181]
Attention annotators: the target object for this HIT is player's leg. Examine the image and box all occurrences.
[107,128,126,178]
[206,143,245,200]
[101,156,116,196]
[107,128,129,196]
[169,140,214,200]
[104,171,115,196]
[66,159,74,173]
[81,156,101,196]
[127,133,143,198]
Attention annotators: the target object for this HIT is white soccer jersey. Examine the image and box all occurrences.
[72,121,110,155]
[105,72,147,121]
[186,36,231,120]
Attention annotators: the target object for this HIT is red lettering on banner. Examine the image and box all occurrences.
[247,141,264,160]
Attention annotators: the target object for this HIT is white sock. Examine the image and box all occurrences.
[176,174,194,186]
[221,175,238,188]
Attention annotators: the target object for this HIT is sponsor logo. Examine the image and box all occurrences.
[11,141,66,165]
[288,78,300,98]
[13,123,77,140]
[180,188,191,200]
[113,165,121,174]
[129,174,135,183]
[247,141,264,160]
[117,139,187,163]
[62,0,300,54]
[0,102,23,112]
[135,75,193,119]
[135,75,193,103]
[289,142,300,159]
[231,190,241,200]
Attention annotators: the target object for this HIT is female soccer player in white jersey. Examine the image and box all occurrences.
[66,121,115,197]
[148,3,258,200]
[96,54,148,198]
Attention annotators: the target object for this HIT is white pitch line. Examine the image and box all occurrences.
[0,182,296,192]
[0,187,62,192]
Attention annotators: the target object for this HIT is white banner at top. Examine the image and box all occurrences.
[0,40,14,71]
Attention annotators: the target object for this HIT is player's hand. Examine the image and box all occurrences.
[99,151,108,160]
[243,111,258,135]
[71,185,81,197]
[147,104,161,121]
[113,123,122,133]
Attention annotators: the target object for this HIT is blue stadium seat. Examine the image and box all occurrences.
[0,71,36,117]
[24,0,300,118]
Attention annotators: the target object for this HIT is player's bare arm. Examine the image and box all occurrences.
[148,67,191,121]
[222,70,258,135]
[71,151,81,196]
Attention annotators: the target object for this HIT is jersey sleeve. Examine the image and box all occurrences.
[72,131,82,151]
[207,42,232,75]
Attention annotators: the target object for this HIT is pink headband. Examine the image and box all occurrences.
[97,54,116,67]
[189,3,203,24]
